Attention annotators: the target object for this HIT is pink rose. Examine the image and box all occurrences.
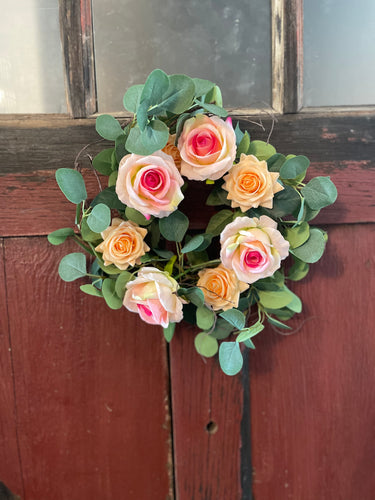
[116,150,184,218]
[178,114,236,181]
[123,267,184,328]
[220,216,289,284]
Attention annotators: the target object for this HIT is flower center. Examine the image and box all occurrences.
[192,130,220,156]
[137,304,153,317]
[140,169,164,191]
[244,250,263,268]
[239,173,260,193]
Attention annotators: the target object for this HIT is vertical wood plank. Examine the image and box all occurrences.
[0,240,23,498]
[250,225,375,499]
[4,237,172,500]
[170,323,251,499]
[272,0,303,113]
[59,0,97,117]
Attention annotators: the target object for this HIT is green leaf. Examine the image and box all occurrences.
[193,78,215,97]
[154,248,174,259]
[266,314,292,330]
[136,100,149,131]
[265,307,295,321]
[140,69,169,108]
[80,284,103,297]
[302,176,338,210]
[290,227,326,264]
[163,323,176,342]
[58,253,87,282]
[286,292,302,313]
[115,271,132,299]
[128,119,169,155]
[159,210,189,242]
[267,153,286,172]
[115,133,128,163]
[164,255,177,275]
[210,317,234,339]
[219,342,243,376]
[194,332,218,357]
[91,186,126,211]
[284,221,310,249]
[108,170,118,187]
[204,85,223,107]
[102,279,123,309]
[92,149,114,175]
[236,322,264,343]
[96,114,123,141]
[248,140,276,161]
[123,84,144,112]
[302,204,321,222]
[48,227,74,245]
[244,338,256,349]
[206,186,231,206]
[81,218,101,242]
[55,168,87,204]
[151,74,195,114]
[178,287,205,308]
[181,233,212,253]
[87,204,111,233]
[219,309,246,330]
[234,122,245,145]
[261,185,300,217]
[237,131,251,156]
[196,306,215,330]
[125,206,153,226]
[257,287,295,309]
[287,258,309,281]
[198,100,228,118]
[280,155,310,180]
[206,209,233,236]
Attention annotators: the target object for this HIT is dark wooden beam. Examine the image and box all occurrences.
[272,0,303,113]
[59,0,97,118]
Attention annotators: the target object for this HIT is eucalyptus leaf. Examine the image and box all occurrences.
[140,69,169,109]
[219,309,246,330]
[154,248,175,259]
[181,233,212,253]
[125,206,153,226]
[204,85,223,107]
[219,342,243,376]
[198,100,228,117]
[81,218,101,243]
[284,222,310,249]
[267,153,286,172]
[206,186,231,206]
[236,323,264,343]
[266,314,292,330]
[163,322,176,342]
[80,284,103,297]
[237,131,251,156]
[247,140,276,161]
[91,186,126,211]
[92,149,114,175]
[56,168,87,204]
[115,133,128,163]
[123,84,144,113]
[108,170,118,187]
[102,279,123,309]
[96,114,123,141]
[159,210,189,242]
[302,176,338,210]
[87,204,111,233]
[287,258,310,281]
[48,227,74,246]
[178,287,204,308]
[280,155,310,180]
[151,74,195,114]
[206,209,233,236]
[115,271,132,299]
[58,253,87,282]
[210,317,234,339]
[196,306,215,330]
[257,287,295,309]
[290,227,326,263]
[194,332,218,357]
[193,78,215,97]
[234,122,244,145]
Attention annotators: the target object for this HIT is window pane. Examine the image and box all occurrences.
[0,0,66,113]
[92,0,271,111]
[304,0,375,106]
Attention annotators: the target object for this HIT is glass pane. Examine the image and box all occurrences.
[304,0,375,106]
[92,0,271,111]
[0,0,66,113]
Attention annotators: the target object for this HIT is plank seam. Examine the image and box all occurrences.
[241,349,253,500]
[2,241,25,499]
[166,343,177,500]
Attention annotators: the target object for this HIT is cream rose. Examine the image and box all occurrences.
[124,267,184,327]
[95,218,149,270]
[197,264,249,311]
[220,216,289,284]
[178,114,236,181]
[162,134,182,170]
[116,150,184,218]
[223,154,284,211]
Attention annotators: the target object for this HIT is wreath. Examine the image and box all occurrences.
[49,69,337,376]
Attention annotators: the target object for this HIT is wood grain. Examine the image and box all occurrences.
[0,240,23,498]
[59,0,97,117]
[169,323,251,499]
[4,238,172,500]
[250,224,375,499]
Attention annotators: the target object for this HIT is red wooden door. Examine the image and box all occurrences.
[1,113,374,499]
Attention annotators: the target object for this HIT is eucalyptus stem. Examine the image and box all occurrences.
[175,259,221,280]
[73,235,95,256]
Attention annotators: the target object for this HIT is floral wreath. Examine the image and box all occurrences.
[50,69,337,376]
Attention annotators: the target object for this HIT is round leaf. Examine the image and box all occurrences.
[206,209,233,236]
[123,84,144,112]
[284,222,310,249]
[92,149,114,175]
[280,155,310,180]
[219,309,246,330]
[91,186,126,211]
[48,227,74,246]
[80,284,102,297]
[193,78,215,97]
[115,271,132,299]
[125,207,153,226]
[55,168,87,204]
[96,114,123,141]
[58,253,87,282]
[102,279,123,310]
[257,287,294,309]
[87,204,111,233]
[196,306,215,330]
[163,323,176,342]
[247,140,276,161]
[290,228,326,264]
[302,176,338,210]
[219,342,243,376]
[151,74,195,114]
[159,210,189,242]
[194,332,218,358]
[288,258,309,281]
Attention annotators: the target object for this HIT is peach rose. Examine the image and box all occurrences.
[116,150,184,218]
[124,267,184,327]
[197,264,249,311]
[178,114,236,181]
[95,218,149,270]
[223,154,284,211]
[220,216,289,284]
[162,134,181,170]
